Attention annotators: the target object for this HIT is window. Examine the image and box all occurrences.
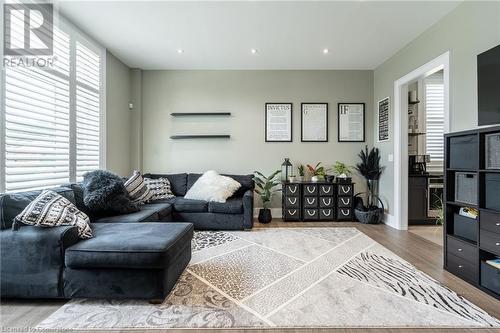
[1,9,105,192]
[424,71,445,172]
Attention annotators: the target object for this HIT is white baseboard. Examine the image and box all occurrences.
[253,208,282,218]
[382,213,398,229]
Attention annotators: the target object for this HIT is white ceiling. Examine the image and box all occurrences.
[57,1,461,70]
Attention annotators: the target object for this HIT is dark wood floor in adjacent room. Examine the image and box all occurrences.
[1,220,499,333]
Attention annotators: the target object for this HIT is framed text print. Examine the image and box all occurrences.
[265,103,293,142]
[301,103,328,142]
[378,97,390,142]
[338,103,365,142]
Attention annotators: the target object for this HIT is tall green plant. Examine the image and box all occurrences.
[253,170,282,209]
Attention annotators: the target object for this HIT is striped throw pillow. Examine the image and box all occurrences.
[124,170,153,204]
[144,177,175,201]
[15,190,92,239]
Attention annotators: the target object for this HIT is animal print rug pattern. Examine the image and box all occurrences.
[37,228,500,330]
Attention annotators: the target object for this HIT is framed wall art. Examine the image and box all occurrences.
[378,97,390,142]
[301,103,328,142]
[265,103,293,142]
[338,103,365,142]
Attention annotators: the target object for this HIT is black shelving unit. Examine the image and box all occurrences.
[170,112,231,116]
[170,135,230,139]
[444,125,500,300]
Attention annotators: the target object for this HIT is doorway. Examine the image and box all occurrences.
[393,51,450,232]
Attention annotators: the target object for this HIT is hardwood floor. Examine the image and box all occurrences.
[1,220,499,333]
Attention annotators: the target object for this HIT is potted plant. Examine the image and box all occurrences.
[354,146,385,224]
[332,161,353,183]
[253,170,282,223]
[307,162,328,182]
[297,165,305,182]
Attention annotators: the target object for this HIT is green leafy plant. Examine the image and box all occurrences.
[253,170,282,209]
[298,165,305,177]
[332,161,352,177]
[355,146,384,180]
[306,162,329,177]
[434,194,444,226]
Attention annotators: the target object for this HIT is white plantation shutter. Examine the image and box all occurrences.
[424,71,445,172]
[1,9,105,193]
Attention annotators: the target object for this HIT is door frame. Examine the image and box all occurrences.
[393,51,450,230]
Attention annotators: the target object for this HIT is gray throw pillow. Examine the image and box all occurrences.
[82,170,139,215]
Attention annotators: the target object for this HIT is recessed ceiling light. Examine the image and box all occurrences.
[251,49,258,54]
[177,49,184,54]
[323,48,329,54]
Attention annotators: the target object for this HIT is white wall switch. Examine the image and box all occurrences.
[388,154,394,162]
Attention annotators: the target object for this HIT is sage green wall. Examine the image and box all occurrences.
[106,51,133,177]
[373,1,500,215]
[141,70,373,207]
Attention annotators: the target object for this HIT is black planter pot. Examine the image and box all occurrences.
[325,175,335,183]
[258,209,272,224]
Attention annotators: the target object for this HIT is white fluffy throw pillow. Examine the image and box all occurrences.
[184,170,241,203]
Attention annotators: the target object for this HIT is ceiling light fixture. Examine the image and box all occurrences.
[251,49,258,54]
[323,48,329,54]
[177,49,184,54]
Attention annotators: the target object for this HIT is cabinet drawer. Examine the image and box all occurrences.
[319,196,334,208]
[303,209,319,220]
[338,184,353,196]
[480,229,500,256]
[284,184,300,196]
[446,236,477,263]
[337,208,352,220]
[319,208,334,220]
[319,184,334,196]
[284,196,299,208]
[338,196,352,208]
[303,184,318,196]
[303,196,318,208]
[283,208,300,220]
[446,253,478,283]
[481,210,500,235]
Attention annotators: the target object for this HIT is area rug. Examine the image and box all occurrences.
[37,227,500,329]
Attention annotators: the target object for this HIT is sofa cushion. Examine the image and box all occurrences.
[187,173,254,197]
[124,171,153,204]
[173,198,208,213]
[65,223,193,269]
[92,209,159,223]
[0,187,75,230]
[141,201,173,220]
[208,198,243,214]
[143,173,187,196]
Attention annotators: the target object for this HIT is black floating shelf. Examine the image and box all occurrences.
[170,112,231,116]
[170,135,230,140]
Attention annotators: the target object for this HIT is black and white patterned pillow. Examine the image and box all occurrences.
[144,177,175,201]
[15,190,93,239]
[124,171,153,204]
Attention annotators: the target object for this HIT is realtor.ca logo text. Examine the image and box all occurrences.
[3,3,57,68]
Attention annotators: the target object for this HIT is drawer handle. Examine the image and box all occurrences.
[307,198,315,205]
[496,243,500,246]
[457,248,463,252]
[307,210,316,216]
[341,186,350,194]
[289,187,297,194]
[288,209,297,216]
[458,265,463,269]
[322,198,332,206]
[341,209,350,216]
[307,186,315,194]
[496,223,500,226]
[288,198,297,205]
[322,210,332,217]
[341,198,350,205]
[321,187,331,194]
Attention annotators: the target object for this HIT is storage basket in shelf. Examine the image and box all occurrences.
[486,133,500,169]
[455,172,477,205]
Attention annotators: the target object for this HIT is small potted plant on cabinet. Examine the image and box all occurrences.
[307,162,328,182]
[297,165,305,182]
[333,161,353,184]
[253,170,282,223]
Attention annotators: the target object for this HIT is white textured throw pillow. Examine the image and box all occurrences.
[184,170,241,203]
[15,190,92,239]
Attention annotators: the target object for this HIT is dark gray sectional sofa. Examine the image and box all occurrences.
[0,172,254,299]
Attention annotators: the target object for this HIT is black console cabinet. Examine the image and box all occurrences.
[444,126,500,300]
[282,182,354,222]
